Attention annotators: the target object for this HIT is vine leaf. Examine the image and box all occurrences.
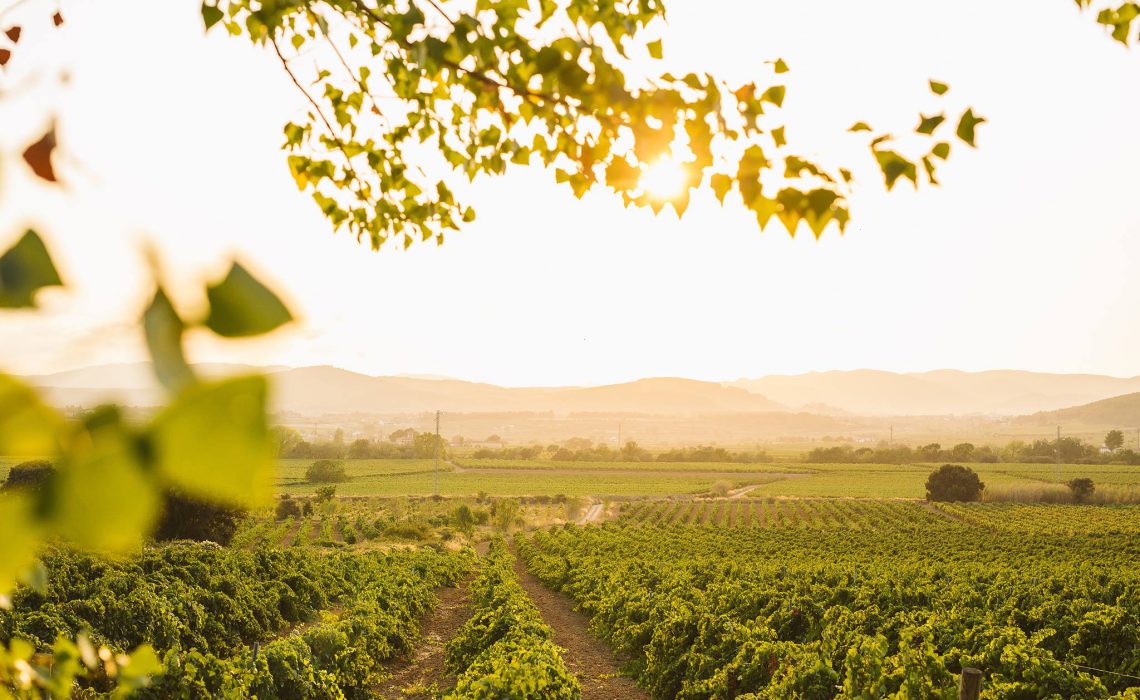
[0,373,63,456]
[151,375,275,506]
[143,288,195,393]
[0,496,41,598]
[52,408,161,553]
[204,262,293,337]
[0,230,64,308]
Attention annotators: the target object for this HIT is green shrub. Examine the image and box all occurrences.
[1068,478,1096,502]
[305,460,347,484]
[925,464,985,502]
[276,496,302,520]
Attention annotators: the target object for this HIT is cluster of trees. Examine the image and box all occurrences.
[656,445,773,463]
[472,440,772,463]
[808,435,1140,465]
[274,427,447,460]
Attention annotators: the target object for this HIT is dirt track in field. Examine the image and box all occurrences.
[510,550,648,699]
[377,578,473,699]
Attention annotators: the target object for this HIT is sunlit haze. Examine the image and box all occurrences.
[2,0,1139,387]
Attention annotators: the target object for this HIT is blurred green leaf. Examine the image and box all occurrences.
[53,408,160,553]
[0,230,63,308]
[848,122,872,133]
[151,375,274,506]
[773,58,789,74]
[0,373,62,456]
[0,494,41,595]
[143,288,195,393]
[647,39,662,59]
[204,262,292,338]
[931,142,951,160]
[929,80,949,95]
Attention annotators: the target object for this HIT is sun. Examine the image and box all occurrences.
[640,158,689,200]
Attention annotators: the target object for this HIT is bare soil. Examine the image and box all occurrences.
[510,550,648,700]
[376,578,473,699]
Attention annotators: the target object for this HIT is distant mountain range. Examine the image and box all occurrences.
[729,369,1140,416]
[20,364,1140,419]
[22,364,784,416]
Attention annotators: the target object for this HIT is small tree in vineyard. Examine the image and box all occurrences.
[1067,478,1096,503]
[925,464,985,502]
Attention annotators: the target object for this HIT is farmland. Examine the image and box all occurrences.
[267,457,1140,501]
[5,451,1140,697]
[519,501,1140,698]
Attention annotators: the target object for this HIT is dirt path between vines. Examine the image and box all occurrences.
[376,577,473,699]
[510,551,648,699]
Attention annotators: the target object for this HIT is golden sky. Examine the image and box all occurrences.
[1,0,1138,386]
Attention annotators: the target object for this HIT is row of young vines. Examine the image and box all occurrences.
[519,505,1140,699]
[444,539,580,699]
[1,543,471,698]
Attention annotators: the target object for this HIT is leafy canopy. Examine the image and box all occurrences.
[204,0,990,246]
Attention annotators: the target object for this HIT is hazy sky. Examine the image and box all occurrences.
[1,0,1138,386]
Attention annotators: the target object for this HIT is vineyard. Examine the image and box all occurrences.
[0,542,471,698]
[4,494,1140,698]
[518,500,1140,699]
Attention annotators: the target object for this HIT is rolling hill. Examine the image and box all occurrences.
[730,369,1140,416]
[1020,392,1140,428]
[24,364,785,416]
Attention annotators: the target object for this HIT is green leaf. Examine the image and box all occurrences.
[151,375,275,506]
[52,409,160,553]
[848,122,873,133]
[773,58,789,74]
[0,495,40,596]
[0,230,63,308]
[201,3,224,29]
[647,39,662,59]
[204,262,293,338]
[916,113,945,135]
[956,108,985,147]
[143,288,195,393]
[931,141,951,160]
[0,373,62,456]
[929,79,949,95]
[772,126,786,147]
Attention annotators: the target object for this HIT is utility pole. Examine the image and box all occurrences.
[434,410,441,498]
[1055,425,1061,484]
